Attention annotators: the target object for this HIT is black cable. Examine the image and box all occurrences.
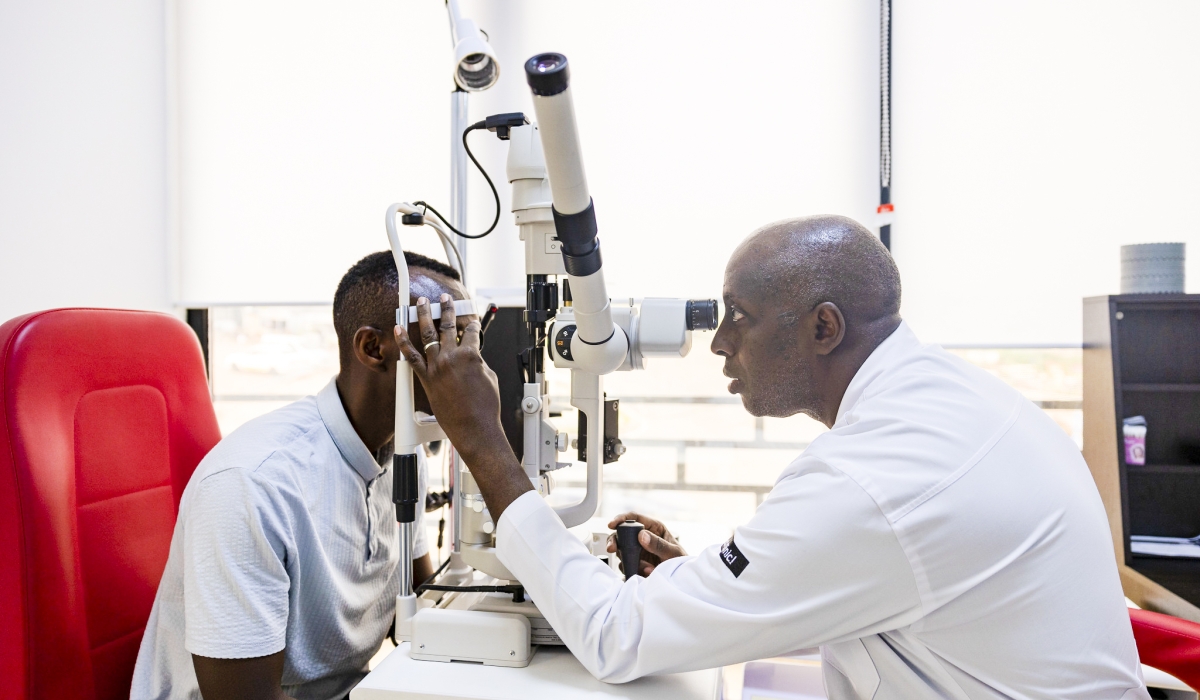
[390,553,455,646]
[428,555,451,581]
[414,122,500,240]
[417,583,526,603]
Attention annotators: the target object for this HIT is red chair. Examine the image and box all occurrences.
[0,309,221,700]
[1131,607,1200,691]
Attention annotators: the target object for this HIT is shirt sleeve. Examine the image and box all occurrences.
[496,459,923,683]
[182,468,293,659]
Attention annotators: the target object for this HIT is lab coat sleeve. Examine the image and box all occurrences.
[496,459,923,682]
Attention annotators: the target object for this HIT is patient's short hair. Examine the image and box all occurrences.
[333,251,460,363]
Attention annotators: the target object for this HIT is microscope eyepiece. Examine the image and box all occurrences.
[686,300,719,331]
[525,53,570,96]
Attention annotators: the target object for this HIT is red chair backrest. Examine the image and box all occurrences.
[1131,607,1200,691]
[0,309,221,700]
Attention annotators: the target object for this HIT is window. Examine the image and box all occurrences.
[208,305,1082,561]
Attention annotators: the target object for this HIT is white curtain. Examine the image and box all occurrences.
[176,0,453,304]
[176,1,1200,345]
[175,1,879,305]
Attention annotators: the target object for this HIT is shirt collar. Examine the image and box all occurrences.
[317,378,385,482]
[833,320,923,426]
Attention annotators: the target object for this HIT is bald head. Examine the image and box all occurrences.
[712,215,903,424]
[734,215,901,328]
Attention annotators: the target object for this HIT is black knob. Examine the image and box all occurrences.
[686,299,719,331]
[393,453,419,524]
[616,520,645,580]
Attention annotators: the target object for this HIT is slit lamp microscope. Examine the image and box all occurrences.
[383,52,719,668]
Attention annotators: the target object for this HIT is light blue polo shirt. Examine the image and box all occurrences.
[132,379,427,700]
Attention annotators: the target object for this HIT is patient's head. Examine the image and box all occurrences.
[710,215,902,424]
[333,250,467,418]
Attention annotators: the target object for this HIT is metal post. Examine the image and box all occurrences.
[398,522,414,595]
[450,450,462,554]
[879,0,893,250]
[394,453,419,596]
[450,88,470,272]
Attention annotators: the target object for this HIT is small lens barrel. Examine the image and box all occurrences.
[686,300,719,331]
[525,53,570,96]
[457,54,498,91]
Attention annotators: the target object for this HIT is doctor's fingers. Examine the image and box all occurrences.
[437,294,457,347]
[459,319,482,353]
[606,512,674,541]
[414,298,441,358]
[395,325,430,380]
[639,529,686,561]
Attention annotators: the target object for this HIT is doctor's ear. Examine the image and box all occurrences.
[351,326,391,373]
[811,302,846,356]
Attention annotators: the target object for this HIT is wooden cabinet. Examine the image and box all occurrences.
[1083,294,1200,622]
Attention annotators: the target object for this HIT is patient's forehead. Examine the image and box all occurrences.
[408,269,466,303]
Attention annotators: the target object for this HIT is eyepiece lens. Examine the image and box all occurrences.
[686,300,719,331]
[535,56,563,72]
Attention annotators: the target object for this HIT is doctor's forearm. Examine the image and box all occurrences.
[457,429,533,521]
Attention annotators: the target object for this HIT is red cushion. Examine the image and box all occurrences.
[1131,607,1200,691]
[0,308,221,700]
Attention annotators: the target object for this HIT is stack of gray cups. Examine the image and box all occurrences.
[1121,243,1185,294]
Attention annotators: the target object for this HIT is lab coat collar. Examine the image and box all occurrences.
[834,321,922,426]
[317,378,386,482]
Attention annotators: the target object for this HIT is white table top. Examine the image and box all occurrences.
[351,643,721,700]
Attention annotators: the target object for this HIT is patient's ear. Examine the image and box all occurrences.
[352,326,389,373]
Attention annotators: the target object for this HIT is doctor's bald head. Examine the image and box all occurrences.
[711,216,903,425]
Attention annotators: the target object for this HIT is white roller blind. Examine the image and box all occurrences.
[463,1,881,301]
[892,1,1200,345]
[176,1,880,305]
[177,0,454,304]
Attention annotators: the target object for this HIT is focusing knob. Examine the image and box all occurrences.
[686,300,719,331]
[554,324,577,361]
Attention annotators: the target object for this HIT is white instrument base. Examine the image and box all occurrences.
[351,642,720,700]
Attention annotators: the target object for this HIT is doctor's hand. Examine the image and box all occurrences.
[606,512,687,576]
[396,295,533,520]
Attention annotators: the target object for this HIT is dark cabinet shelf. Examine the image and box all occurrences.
[1123,383,1200,392]
[1083,294,1200,620]
[1126,464,1200,475]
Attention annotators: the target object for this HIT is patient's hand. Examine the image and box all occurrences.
[606,512,687,576]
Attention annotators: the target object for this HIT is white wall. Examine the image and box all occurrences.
[0,0,171,324]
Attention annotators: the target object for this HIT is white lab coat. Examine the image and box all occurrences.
[496,322,1149,699]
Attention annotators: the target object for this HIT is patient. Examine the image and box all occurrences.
[132,251,471,700]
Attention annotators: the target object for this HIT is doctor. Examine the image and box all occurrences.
[396,215,1149,699]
